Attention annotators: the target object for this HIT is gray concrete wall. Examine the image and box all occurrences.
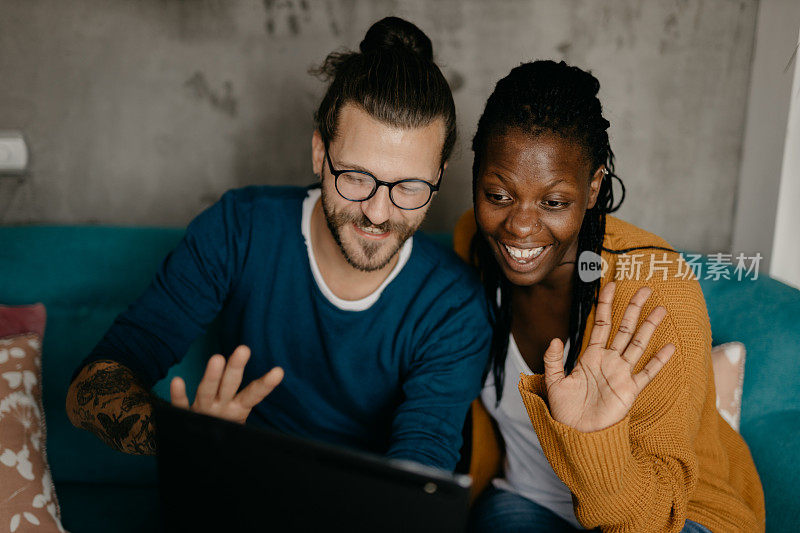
[0,0,757,253]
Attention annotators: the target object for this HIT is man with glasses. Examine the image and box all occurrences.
[66,17,490,472]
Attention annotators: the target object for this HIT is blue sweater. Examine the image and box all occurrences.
[81,186,491,470]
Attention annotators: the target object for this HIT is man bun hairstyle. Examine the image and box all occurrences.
[311,16,456,165]
[359,16,433,59]
[470,60,626,403]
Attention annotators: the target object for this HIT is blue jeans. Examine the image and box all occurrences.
[468,486,712,533]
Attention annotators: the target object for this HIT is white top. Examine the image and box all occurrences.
[300,188,413,312]
[481,335,584,529]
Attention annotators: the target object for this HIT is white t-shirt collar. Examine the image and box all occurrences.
[300,188,413,312]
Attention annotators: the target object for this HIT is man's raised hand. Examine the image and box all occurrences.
[542,282,675,433]
[170,345,284,425]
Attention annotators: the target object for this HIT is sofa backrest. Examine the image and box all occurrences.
[698,273,800,426]
[2,226,799,490]
[0,226,214,485]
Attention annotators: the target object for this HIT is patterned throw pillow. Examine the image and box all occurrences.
[0,333,66,532]
[710,342,746,432]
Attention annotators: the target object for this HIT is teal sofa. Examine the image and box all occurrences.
[1,225,798,532]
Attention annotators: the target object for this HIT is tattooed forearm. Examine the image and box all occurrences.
[75,365,137,406]
[66,360,157,455]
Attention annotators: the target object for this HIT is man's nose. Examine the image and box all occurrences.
[505,205,541,238]
[360,185,393,226]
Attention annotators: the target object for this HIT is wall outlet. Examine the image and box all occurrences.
[0,131,28,175]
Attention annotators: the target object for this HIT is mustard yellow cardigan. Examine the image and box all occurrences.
[457,212,765,533]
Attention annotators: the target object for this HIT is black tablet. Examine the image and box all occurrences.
[154,400,471,532]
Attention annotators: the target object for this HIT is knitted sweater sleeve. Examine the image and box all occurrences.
[518,271,710,533]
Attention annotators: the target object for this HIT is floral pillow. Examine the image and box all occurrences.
[0,333,65,532]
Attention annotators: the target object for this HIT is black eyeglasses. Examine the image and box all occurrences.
[324,149,442,210]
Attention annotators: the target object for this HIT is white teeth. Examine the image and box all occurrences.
[360,225,384,234]
[504,244,545,262]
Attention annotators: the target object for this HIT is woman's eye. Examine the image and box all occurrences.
[484,191,510,203]
[543,200,569,209]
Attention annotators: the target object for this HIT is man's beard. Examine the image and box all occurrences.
[320,186,417,272]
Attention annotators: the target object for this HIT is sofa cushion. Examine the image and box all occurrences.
[56,482,162,533]
[740,410,800,531]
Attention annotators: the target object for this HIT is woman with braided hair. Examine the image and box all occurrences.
[455,60,764,532]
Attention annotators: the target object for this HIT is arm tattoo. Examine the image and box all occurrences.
[67,360,158,455]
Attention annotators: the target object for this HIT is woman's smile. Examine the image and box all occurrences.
[498,242,552,272]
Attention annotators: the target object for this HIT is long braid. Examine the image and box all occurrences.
[564,149,624,373]
[470,60,625,401]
